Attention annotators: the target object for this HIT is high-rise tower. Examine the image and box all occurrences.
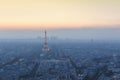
[42,30,50,51]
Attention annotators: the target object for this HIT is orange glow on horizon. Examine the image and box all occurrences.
[0,23,119,30]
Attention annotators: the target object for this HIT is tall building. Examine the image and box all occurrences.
[42,30,50,51]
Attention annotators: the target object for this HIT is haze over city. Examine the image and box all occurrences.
[0,27,120,41]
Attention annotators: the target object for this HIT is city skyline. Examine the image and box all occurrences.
[0,27,120,41]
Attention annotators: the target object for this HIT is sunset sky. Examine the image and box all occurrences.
[0,0,120,30]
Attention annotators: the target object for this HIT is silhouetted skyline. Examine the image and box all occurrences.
[0,27,120,41]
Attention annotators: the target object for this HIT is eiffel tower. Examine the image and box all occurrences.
[42,30,50,51]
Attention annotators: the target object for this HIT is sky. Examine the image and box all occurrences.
[0,0,120,30]
[0,0,120,40]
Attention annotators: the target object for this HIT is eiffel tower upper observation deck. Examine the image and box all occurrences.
[42,30,50,51]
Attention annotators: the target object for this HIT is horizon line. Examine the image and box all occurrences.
[0,25,120,31]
